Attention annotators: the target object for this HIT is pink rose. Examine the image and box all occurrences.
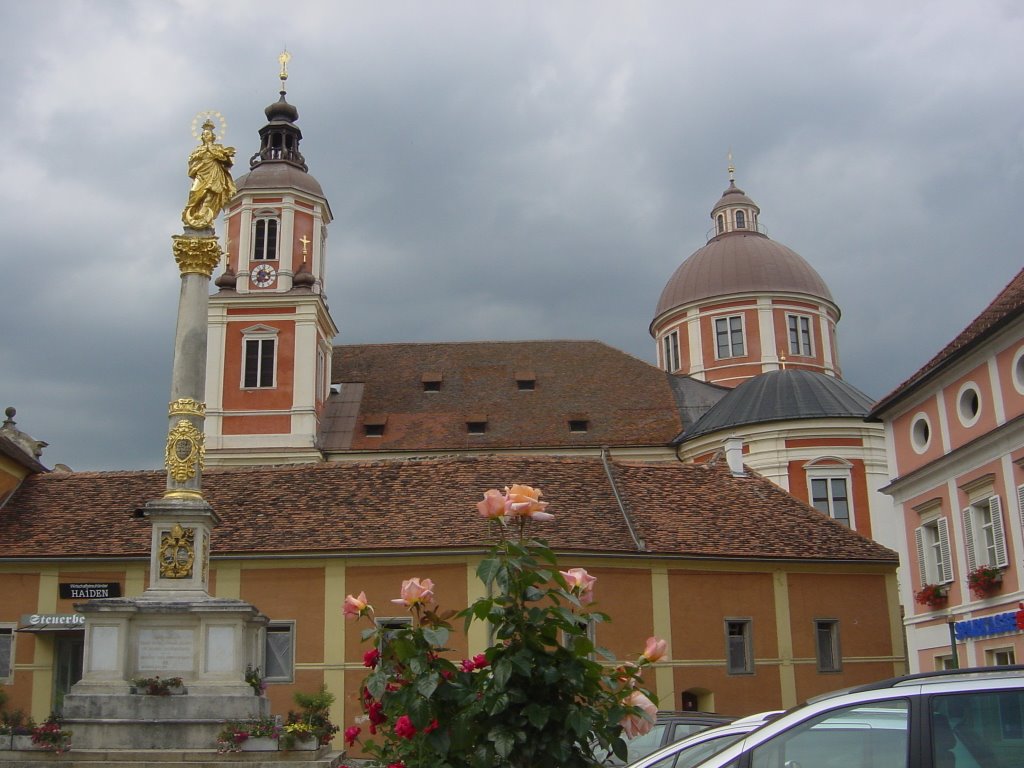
[363,648,381,668]
[477,488,507,519]
[620,690,658,739]
[560,567,597,605]
[641,636,668,663]
[343,591,371,620]
[344,725,361,746]
[505,484,553,521]
[394,714,417,740]
[391,577,435,607]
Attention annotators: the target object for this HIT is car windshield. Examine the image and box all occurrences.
[645,731,748,768]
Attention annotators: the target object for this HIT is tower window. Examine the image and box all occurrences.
[243,338,276,388]
[714,315,745,359]
[253,218,279,260]
[735,210,746,229]
[662,331,681,372]
[810,476,851,527]
[716,214,725,234]
[787,314,814,356]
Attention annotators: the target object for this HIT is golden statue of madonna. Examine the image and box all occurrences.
[182,118,237,230]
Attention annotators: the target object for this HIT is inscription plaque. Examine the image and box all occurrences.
[137,628,194,671]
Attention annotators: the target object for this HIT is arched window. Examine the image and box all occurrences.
[735,210,746,229]
[717,214,725,234]
[253,217,279,261]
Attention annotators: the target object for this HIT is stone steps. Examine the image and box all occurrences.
[0,748,350,768]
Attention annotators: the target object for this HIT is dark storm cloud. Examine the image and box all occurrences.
[2,0,1022,470]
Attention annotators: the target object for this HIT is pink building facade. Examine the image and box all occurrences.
[869,268,1024,672]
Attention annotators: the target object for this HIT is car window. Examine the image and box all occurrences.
[673,732,748,768]
[626,723,668,764]
[749,699,909,768]
[931,689,1024,768]
[670,721,715,742]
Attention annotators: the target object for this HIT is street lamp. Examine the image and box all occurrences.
[946,613,959,670]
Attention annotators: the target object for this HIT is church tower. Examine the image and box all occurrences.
[205,55,338,464]
[651,164,841,388]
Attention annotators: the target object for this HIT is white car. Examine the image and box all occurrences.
[628,711,782,768]
[670,666,1024,768]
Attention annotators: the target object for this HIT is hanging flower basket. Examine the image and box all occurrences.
[968,565,1003,599]
[914,583,949,609]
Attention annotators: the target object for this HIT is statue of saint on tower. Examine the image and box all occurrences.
[181,119,237,230]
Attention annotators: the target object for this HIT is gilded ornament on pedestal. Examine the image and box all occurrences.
[168,398,207,418]
[159,523,196,579]
[172,235,222,276]
[181,116,236,230]
[165,418,205,482]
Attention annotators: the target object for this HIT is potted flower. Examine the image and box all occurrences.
[914,583,949,609]
[285,686,338,747]
[30,715,71,755]
[968,564,1003,598]
[281,721,319,751]
[0,721,11,751]
[245,664,266,695]
[8,713,36,751]
[131,675,185,695]
[216,717,280,753]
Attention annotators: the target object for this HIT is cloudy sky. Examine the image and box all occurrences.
[3,0,1022,471]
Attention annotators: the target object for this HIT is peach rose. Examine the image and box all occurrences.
[343,591,371,620]
[560,567,597,605]
[505,484,553,521]
[620,690,658,739]
[391,577,435,607]
[641,636,668,663]
[477,488,507,519]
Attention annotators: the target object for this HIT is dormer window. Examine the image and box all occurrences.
[515,370,536,391]
[253,216,279,260]
[421,372,442,392]
[735,210,746,229]
[363,414,387,437]
[568,419,589,433]
[467,416,487,435]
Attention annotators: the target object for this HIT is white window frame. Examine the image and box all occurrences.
[662,330,681,372]
[915,516,953,586]
[986,647,1016,666]
[263,621,295,683]
[814,619,841,673]
[805,461,854,529]
[241,324,279,389]
[962,495,1008,572]
[252,214,280,261]
[787,314,814,357]
[725,618,753,675]
[714,315,746,359]
[0,624,14,682]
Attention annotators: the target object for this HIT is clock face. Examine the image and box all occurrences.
[250,264,277,288]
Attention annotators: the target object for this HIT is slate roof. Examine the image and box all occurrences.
[678,369,875,442]
[0,455,896,564]
[870,267,1024,417]
[322,341,710,453]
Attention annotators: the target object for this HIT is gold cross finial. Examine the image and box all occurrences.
[278,49,291,87]
[779,352,787,370]
[299,234,310,258]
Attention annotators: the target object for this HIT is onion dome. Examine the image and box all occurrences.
[235,56,324,199]
[678,369,873,442]
[293,262,316,290]
[653,180,835,325]
[214,267,236,291]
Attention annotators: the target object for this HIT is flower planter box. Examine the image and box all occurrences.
[240,737,279,752]
[12,735,39,750]
[288,735,319,751]
[131,685,187,695]
[0,734,12,750]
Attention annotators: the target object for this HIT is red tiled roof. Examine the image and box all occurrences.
[323,341,685,452]
[0,455,896,564]
[870,268,1024,417]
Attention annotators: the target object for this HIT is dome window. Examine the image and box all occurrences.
[910,413,932,454]
[787,314,814,357]
[715,315,745,359]
[735,210,746,229]
[717,214,725,234]
[662,331,681,372]
[956,382,981,427]
[1013,346,1024,395]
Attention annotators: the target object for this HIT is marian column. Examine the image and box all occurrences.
[62,117,269,751]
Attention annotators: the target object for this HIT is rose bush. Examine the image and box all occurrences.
[344,484,664,768]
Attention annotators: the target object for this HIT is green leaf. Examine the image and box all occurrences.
[477,557,502,586]
[490,727,516,758]
[415,671,439,699]
[566,706,592,737]
[488,692,510,715]
[492,657,512,689]
[366,673,386,700]
[523,702,550,728]
[422,626,449,647]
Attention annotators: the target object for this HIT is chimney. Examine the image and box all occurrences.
[724,436,746,477]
